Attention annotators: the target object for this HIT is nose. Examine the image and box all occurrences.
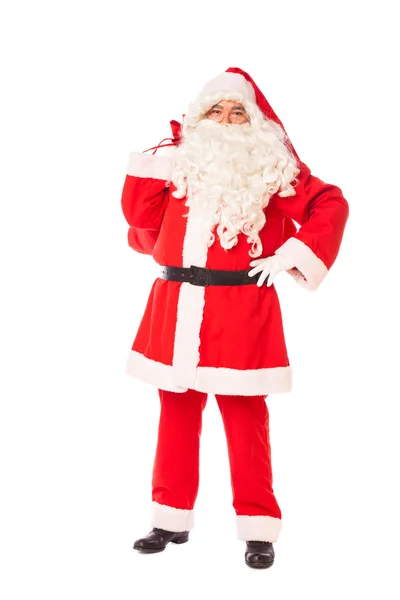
[220,114,230,124]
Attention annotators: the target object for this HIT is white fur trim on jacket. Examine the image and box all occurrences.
[150,501,195,531]
[125,350,293,396]
[171,203,210,389]
[275,237,328,291]
[127,151,174,181]
[236,515,282,543]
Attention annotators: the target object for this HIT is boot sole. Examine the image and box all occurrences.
[245,558,274,569]
[133,532,189,553]
[171,533,189,544]
[133,546,166,554]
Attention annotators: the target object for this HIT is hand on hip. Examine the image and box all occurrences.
[248,255,295,287]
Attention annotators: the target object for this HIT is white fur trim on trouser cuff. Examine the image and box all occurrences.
[126,151,174,181]
[150,501,195,532]
[275,237,328,291]
[236,515,282,543]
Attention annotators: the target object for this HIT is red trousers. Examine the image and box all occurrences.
[149,388,282,542]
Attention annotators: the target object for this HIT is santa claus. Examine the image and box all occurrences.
[121,67,349,568]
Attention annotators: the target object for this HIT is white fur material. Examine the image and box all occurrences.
[193,364,292,395]
[125,350,293,395]
[125,350,187,393]
[172,284,206,389]
[200,72,256,104]
[236,515,282,543]
[127,151,174,181]
[170,113,299,259]
[150,501,195,531]
[171,199,210,389]
[125,110,299,395]
[275,237,328,291]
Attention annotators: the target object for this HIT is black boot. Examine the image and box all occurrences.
[245,540,275,568]
[133,527,190,553]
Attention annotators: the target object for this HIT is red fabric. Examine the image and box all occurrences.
[152,388,281,518]
[127,227,160,255]
[121,170,348,370]
[169,119,182,142]
[271,162,349,270]
[123,180,292,369]
[120,68,349,384]
[283,215,298,240]
[121,171,170,255]
[121,173,169,230]
[225,67,300,160]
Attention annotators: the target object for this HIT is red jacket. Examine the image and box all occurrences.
[121,143,349,396]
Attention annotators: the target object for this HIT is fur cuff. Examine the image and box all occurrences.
[150,501,195,531]
[275,237,328,291]
[127,151,174,181]
[236,515,282,542]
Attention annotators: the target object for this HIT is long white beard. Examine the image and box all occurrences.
[171,117,299,258]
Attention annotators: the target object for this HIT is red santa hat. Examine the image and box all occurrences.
[148,67,299,160]
[183,67,299,161]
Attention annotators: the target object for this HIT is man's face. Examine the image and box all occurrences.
[204,99,249,125]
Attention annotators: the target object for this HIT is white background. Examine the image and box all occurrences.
[1,0,399,598]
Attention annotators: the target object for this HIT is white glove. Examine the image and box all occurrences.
[248,255,296,287]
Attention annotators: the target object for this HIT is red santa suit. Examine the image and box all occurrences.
[122,68,349,543]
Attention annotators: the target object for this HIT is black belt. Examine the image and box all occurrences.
[159,265,268,287]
